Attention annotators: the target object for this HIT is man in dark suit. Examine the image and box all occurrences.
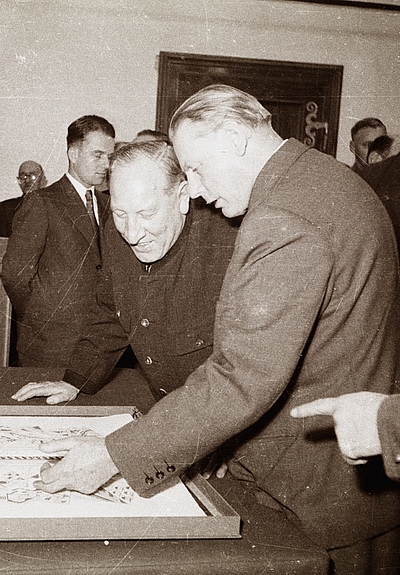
[30,87,400,574]
[11,140,238,404]
[0,160,46,238]
[1,115,115,367]
[359,151,400,257]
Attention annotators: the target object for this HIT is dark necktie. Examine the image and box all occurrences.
[85,189,98,232]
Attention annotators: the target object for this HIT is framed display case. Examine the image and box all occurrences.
[0,406,240,541]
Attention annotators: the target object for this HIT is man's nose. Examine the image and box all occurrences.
[186,172,205,199]
[125,218,146,245]
[101,154,110,169]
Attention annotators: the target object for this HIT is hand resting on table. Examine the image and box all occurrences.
[12,381,79,404]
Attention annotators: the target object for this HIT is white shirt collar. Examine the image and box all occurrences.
[66,173,98,220]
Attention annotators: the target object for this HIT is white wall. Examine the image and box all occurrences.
[1,0,399,200]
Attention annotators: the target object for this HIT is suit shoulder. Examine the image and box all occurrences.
[39,176,68,196]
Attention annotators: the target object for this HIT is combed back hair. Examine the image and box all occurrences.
[169,84,272,137]
[134,129,170,143]
[350,117,386,140]
[67,115,115,148]
[109,141,185,194]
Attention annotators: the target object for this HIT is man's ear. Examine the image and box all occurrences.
[349,140,355,154]
[67,145,78,165]
[178,180,190,215]
[221,121,250,157]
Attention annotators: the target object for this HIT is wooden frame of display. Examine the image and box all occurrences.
[291,0,400,10]
[0,406,241,541]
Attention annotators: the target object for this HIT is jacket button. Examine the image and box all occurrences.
[96,264,102,270]
[166,464,176,473]
[156,471,165,479]
[116,310,121,317]
[159,388,168,396]
[141,318,150,327]
[145,356,153,365]
[195,338,204,347]
[145,476,154,485]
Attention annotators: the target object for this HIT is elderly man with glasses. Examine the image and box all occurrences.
[0,161,46,237]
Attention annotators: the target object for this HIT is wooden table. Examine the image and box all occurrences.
[0,367,330,574]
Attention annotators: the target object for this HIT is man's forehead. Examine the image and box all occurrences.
[80,130,114,148]
[111,159,165,197]
[173,122,208,167]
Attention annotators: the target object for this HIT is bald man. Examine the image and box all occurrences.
[0,161,46,237]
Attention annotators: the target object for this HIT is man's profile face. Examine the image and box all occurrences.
[110,157,189,263]
[68,130,115,188]
[351,126,386,165]
[172,120,250,218]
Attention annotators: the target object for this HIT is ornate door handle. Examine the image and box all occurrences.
[303,101,329,152]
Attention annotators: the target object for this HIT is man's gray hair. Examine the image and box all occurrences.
[109,141,186,194]
[169,84,272,137]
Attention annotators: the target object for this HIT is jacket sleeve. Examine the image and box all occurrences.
[63,265,131,394]
[377,395,400,482]
[105,210,334,495]
[1,192,48,315]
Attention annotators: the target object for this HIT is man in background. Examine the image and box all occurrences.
[1,115,115,367]
[133,129,169,143]
[349,117,386,175]
[359,144,400,257]
[0,161,46,237]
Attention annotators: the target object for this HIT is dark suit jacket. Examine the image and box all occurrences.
[106,140,400,549]
[1,175,109,367]
[63,200,239,401]
[0,196,23,237]
[360,153,400,257]
[378,395,400,482]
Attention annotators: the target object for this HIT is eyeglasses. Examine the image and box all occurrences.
[17,174,38,183]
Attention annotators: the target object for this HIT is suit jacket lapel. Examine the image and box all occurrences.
[57,175,98,246]
[95,189,111,227]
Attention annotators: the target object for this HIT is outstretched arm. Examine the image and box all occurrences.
[290,392,387,464]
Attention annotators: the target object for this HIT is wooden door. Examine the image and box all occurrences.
[156,52,343,157]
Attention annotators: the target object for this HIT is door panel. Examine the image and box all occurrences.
[156,52,343,157]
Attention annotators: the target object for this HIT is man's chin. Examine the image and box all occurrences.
[221,206,246,219]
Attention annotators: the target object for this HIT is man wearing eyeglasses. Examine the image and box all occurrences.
[0,161,46,237]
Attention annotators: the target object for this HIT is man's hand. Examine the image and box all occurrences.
[34,436,119,494]
[290,392,387,464]
[11,381,79,404]
[202,455,228,480]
